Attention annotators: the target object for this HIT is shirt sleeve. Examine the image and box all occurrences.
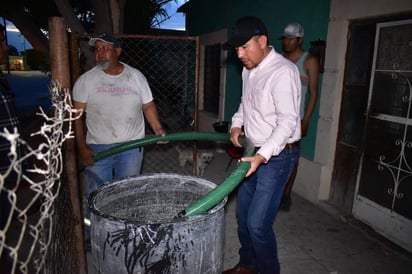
[131,68,153,104]
[258,66,301,160]
[231,99,244,130]
[72,73,89,103]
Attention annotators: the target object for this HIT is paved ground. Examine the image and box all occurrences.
[204,152,412,274]
[6,70,51,116]
[7,70,412,273]
[84,150,412,274]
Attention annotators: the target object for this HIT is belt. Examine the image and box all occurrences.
[254,141,299,153]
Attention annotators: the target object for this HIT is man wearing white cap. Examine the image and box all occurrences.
[280,23,320,211]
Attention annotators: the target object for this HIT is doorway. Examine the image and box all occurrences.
[352,19,412,253]
[331,16,412,253]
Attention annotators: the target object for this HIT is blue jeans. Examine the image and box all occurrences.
[82,143,143,238]
[236,146,299,274]
[83,144,143,239]
[83,143,144,198]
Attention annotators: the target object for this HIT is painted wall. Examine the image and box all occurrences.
[180,0,330,159]
[180,0,412,206]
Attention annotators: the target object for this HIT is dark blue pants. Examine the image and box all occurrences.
[237,146,299,274]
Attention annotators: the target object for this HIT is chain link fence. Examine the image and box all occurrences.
[119,34,200,175]
[76,34,201,175]
[0,82,81,273]
[1,32,203,273]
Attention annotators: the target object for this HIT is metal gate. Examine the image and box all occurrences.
[353,19,412,252]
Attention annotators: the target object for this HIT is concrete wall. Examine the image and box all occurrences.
[180,0,330,159]
[293,0,412,204]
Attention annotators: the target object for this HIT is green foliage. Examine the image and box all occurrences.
[124,0,176,33]
[20,0,175,33]
[8,45,19,56]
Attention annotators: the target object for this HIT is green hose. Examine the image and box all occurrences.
[178,134,254,217]
[80,131,254,217]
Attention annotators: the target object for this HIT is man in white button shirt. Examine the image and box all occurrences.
[223,16,301,274]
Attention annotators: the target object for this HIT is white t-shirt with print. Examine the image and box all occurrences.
[73,62,153,144]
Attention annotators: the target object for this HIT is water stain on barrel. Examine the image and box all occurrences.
[89,173,226,273]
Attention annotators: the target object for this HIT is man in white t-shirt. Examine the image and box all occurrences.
[72,33,165,233]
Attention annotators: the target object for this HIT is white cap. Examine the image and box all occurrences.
[281,23,304,38]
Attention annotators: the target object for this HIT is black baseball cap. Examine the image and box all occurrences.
[223,16,268,49]
[88,33,121,48]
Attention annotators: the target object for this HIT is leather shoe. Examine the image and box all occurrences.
[222,264,258,274]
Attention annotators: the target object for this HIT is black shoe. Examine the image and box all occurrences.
[279,195,291,211]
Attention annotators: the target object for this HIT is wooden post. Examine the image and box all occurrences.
[48,16,87,274]
[110,0,121,33]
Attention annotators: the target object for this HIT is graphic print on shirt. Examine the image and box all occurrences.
[96,85,134,95]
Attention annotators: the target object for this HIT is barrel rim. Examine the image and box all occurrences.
[88,173,227,225]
